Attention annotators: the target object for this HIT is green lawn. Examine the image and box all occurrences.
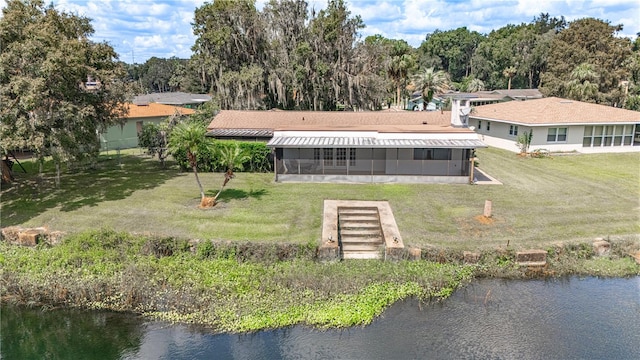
[2,148,639,250]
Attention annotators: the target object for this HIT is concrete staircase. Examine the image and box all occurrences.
[338,207,384,259]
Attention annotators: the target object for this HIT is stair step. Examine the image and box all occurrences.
[340,229,382,237]
[338,207,378,212]
[342,243,383,251]
[338,209,379,215]
[339,224,380,230]
[342,252,383,260]
[341,236,383,244]
[338,216,380,222]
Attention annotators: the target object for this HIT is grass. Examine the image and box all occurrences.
[1,147,639,250]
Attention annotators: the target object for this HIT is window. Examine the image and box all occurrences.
[486,122,491,131]
[583,125,635,147]
[323,148,333,166]
[413,148,451,160]
[477,120,482,130]
[349,148,356,166]
[432,149,451,160]
[320,148,355,167]
[509,125,518,136]
[547,127,567,142]
[336,148,347,167]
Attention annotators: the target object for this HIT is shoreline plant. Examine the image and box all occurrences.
[1,229,637,334]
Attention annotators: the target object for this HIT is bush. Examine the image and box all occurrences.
[140,236,190,258]
[172,140,272,173]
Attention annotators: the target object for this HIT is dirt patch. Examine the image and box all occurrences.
[473,215,495,225]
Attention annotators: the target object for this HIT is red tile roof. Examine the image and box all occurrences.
[471,97,640,125]
[207,109,453,132]
[124,103,195,118]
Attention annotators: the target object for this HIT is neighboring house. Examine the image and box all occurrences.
[133,92,211,109]
[469,97,640,153]
[474,89,543,101]
[406,93,445,111]
[207,104,486,183]
[407,89,542,111]
[100,103,195,151]
[441,89,543,107]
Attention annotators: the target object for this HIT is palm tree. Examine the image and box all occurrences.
[412,67,450,107]
[502,66,517,90]
[566,63,599,102]
[168,121,214,203]
[212,143,251,204]
[466,78,485,92]
[389,53,415,107]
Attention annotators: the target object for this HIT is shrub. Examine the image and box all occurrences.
[140,236,190,258]
[172,140,272,173]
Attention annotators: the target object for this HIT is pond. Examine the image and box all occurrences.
[2,276,639,359]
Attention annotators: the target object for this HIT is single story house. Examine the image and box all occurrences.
[407,93,445,111]
[468,97,640,153]
[100,103,195,151]
[473,89,543,101]
[408,89,543,111]
[207,103,486,183]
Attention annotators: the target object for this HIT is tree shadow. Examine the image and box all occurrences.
[0,154,180,226]
[209,188,268,203]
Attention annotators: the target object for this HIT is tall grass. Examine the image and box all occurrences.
[0,229,471,332]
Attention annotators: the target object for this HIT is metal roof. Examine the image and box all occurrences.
[207,129,274,138]
[267,137,486,149]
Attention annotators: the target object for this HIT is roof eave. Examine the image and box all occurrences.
[469,116,640,127]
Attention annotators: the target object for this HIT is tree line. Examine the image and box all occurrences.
[127,0,640,111]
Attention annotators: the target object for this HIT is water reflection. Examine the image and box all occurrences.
[1,305,144,359]
[2,277,639,360]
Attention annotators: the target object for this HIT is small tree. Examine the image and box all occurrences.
[168,121,214,206]
[212,143,251,205]
[516,131,533,154]
[138,110,183,167]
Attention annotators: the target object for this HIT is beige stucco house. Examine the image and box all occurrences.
[207,108,486,184]
[468,97,640,153]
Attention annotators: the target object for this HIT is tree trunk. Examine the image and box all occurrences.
[508,77,512,90]
[192,165,205,200]
[1,159,13,184]
[213,169,234,201]
[54,162,61,188]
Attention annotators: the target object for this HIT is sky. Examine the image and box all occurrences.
[1,0,639,64]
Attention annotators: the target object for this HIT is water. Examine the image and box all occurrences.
[2,277,639,360]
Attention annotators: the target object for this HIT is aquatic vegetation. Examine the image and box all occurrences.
[1,230,471,333]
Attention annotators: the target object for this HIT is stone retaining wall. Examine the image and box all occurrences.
[1,226,65,246]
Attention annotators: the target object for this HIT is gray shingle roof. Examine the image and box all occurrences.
[133,92,211,105]
[471,97,640,125]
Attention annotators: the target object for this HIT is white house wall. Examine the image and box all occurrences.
[473,120,522,153]
[471,118,640,153]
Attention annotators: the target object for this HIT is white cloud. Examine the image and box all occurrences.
[1,0,638,62]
